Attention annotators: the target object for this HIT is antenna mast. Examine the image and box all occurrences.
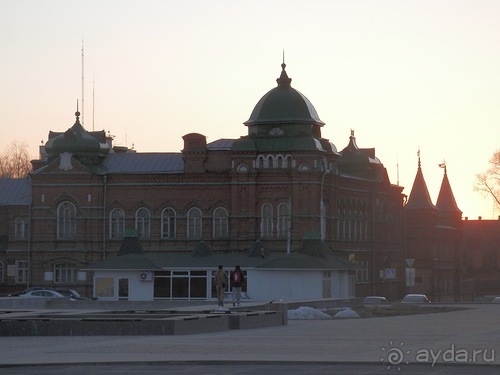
[81,39,85,127]
[92,76,95,131]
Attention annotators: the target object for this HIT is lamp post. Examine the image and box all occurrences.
[320,169,331,242]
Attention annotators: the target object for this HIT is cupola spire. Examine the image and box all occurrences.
[75,99,81,124]
[276,55,292,87]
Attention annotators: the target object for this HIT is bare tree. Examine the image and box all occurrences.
[0,140,32,178]
[474,149,500,208]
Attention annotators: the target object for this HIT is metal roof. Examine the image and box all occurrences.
[207,139,235,150]
[84,252,350,271]
[0,178,31,206]
[103,153,184,174]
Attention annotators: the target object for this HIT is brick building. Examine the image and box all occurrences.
[0,62,479,301]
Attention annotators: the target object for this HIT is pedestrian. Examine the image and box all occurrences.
[231,265,245,306]
[214,265,228,306]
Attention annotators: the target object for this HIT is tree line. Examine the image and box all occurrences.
[0,141,32,178]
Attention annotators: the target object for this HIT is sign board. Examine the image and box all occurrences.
[405,258,415,267]
[385,268,396,279]
[406,267,415,287]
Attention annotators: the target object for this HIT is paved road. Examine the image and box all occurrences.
[1,363,500,375]
[0,303,499,374]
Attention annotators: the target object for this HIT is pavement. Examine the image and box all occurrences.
[0,302,499,369]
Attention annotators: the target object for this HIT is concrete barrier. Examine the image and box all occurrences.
[228,311,282,330]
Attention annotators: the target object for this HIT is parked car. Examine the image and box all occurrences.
[18,290,66,299]
[362,296,389,304]
[401,294,431,303]
[492,297,500,303]
[56,289,92,301]
[8,286,55,297]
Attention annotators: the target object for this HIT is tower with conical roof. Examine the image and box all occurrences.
[404,151,438,295]
[436,163,462,228]
[405,154,462,301]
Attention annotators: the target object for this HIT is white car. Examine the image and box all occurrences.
[401,294,431,303]
[18,290,66,299]
[492,297,500,303]
[362,296,389,304]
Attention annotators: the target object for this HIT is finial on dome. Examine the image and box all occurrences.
[75,99,81,123]
[417,148,421,169]
[350,129,355,138]
[276,53,292,87]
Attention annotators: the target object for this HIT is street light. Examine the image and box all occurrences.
[320,169,331,242]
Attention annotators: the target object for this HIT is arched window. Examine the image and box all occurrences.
[161,208,176,239]
[260,203,273,238]
[135,208,150,239]
[54,262,77,283]
[277,202,290,238]
[187,207,202,239]
[109,208,125,240]
[57,201,76,240]
[15,217,28,239]
[213,207,228,238]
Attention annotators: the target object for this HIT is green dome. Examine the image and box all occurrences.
[244,64,325,127]
[45,111,109,160]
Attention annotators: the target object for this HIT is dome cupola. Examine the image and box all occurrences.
[45,110,110,162]
[244,63,325,127]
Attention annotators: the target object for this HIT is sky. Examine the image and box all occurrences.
[1,0,499,219]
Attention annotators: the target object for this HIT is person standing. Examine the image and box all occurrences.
[214,265,228,306]
[231,265,245,306]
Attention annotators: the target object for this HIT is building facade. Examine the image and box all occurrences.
[0,63,480,301]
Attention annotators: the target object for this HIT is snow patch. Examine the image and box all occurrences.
[334,307,360,318]
[287,306,332,320]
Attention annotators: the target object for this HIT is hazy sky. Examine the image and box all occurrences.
[1,0,499,219]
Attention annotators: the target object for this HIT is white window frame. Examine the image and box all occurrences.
[15,217,28,240]
[277,202,290,238]
[187,207,202,239]
[15,260,29,284]
[57,201,76,240]
[213,207,228,238]
[261,203,273,238]
[135,208,151,239]
[161,208,176,239]
[109,208,125,240]
[54,262,77,284]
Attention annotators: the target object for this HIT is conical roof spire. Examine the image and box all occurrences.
[405,150,436,210]
[436,162,462,215]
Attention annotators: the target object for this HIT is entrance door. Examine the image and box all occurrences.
[118,278,129,300]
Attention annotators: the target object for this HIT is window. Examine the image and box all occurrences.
[213,207,228,238]
[109,208,125,240]
[261,203,273,238]
[161,208,176,239]
[54,263,77,283]
[355,261,370,283]
[187,207,202,239]
[269,127,285,137]
[15,217,28,239]
[15,260,29,283]
[277,202,290,238]
[57,201,76,240]
[154,270,208,300]
[135,208,150,239]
